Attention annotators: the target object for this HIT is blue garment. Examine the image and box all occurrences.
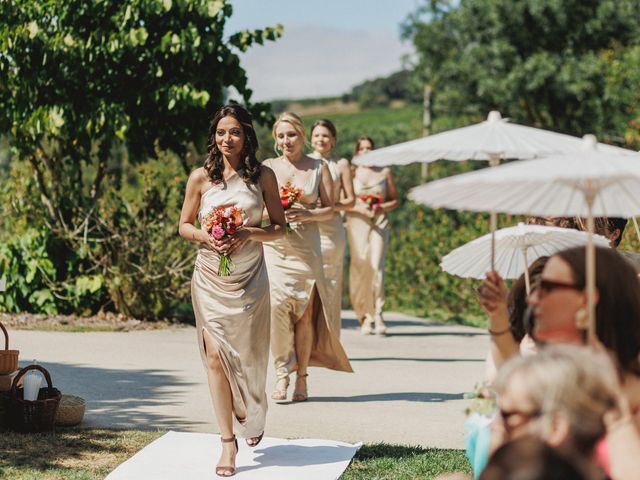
[464,413,493,478]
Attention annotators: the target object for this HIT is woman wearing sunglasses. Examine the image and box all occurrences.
[478,246,640,478]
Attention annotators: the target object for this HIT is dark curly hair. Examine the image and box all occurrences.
[203,104,260,184]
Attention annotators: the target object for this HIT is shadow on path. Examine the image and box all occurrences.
[349,357,484,363]
[279,392,465,404]
[385,331,487,338]
[341,318,441,329]
[237,444,357,473]
[36,362,202,430]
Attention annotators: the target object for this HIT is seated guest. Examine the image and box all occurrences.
[480,436,594,480]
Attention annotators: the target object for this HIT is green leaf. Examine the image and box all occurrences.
[29,289,54,307]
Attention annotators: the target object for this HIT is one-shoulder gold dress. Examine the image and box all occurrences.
[311,152,346,338]
[262,157,353,381]
[191,173,269,439]
[345,171,390,324]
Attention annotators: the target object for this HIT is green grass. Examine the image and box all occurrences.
[343,444,470,480]
[0,429,470,479]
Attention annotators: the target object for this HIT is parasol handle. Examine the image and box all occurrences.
[490,212,497,271]
[586,197,596,342]
[488,154,501,272]
[521,247,531,295]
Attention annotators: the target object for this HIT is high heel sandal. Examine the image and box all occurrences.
[246,431,264,447]
[292,373,309,402]
[373,314,387,336]
[216,436,238,477]
[271,376,290,401]
[360,315,374,335]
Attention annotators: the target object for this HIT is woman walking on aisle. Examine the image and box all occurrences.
[179,105,285,477]
[263,112,353,403]
[310,119,356,338]
[346,136,399,335]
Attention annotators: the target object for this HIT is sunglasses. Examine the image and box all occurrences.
[538,279,580,296]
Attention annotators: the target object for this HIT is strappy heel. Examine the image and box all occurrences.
[292,373,309,402]
[373,314,387,336]
[216,435,238,477]
[360,315,374,335]
[246,431,264,447]
[271,376,290,401]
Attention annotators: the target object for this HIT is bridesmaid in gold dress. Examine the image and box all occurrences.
[346,136,399,335]
[179,105,285,477]
[310,119,355,338]
[263,112,353,403]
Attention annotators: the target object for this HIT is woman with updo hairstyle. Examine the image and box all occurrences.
[179,104,286,476]
[263,112,353,403]
[346,136,399,335]
[310,119,355,338]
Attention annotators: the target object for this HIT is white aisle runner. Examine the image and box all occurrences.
[106,431,362,480]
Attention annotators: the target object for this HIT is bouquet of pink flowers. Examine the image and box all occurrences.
[280,182,303,233]
[201,205,244,276]
[360,193,384,224]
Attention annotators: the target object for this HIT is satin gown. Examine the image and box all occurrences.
[262,156,353,381]
[345,170,390,324]
[191,172,269,439]
[311,152,346,338]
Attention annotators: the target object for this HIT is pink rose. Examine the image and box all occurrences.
[211,225,225,239]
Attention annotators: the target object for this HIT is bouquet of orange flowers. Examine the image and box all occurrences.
[360,194,384,224]
[280,182,303,233]
[201,205,244,276]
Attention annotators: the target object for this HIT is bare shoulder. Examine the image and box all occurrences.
[189,167,207,183]
[259,164,276,180]
[337,158,350,168]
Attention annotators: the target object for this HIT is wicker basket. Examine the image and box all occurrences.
[0,322,19,374]
[55,394,86,426]
[8,364,61,433]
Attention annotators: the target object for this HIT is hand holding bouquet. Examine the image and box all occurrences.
[280,182,303,233]
[201,205,244,276]
[360,194,384,224]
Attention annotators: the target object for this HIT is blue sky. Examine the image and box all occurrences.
[225,0,421,101]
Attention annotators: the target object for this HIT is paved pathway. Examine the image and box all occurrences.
[12,312,488,448]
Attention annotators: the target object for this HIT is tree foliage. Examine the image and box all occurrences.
[404,0,640,144]
[0,0,282,317]
[343,70,423,109]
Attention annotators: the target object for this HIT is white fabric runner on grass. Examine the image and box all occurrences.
[106,431,362,480]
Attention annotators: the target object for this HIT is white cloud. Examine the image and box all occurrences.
[237,25,414,101]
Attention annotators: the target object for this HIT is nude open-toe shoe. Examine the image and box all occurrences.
[216,436,238,477]
[271,376,290,401]
[292,373,309,402]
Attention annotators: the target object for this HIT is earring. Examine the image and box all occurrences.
[574,308,588,329]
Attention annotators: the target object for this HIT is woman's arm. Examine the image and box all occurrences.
[379,168,399,213]
[286,162,335,223]
[245,166,286,243]
[479,271,520,372]
[178,168,210,246]
[333,158,355,211]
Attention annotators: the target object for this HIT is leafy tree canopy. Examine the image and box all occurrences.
[403,0,640,143]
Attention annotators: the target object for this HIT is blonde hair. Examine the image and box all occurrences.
[272,112,306,154]
[494,345,618,455]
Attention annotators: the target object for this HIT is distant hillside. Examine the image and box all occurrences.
[266,69,422,117]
